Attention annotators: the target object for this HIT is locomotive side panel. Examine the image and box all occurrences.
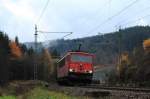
[57,55,69,78]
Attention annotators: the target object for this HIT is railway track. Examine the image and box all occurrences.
[48,84,150,98]
[81,85,150,93]
[77,85,150,98]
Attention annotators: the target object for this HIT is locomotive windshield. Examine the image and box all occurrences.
[71,54,92,63]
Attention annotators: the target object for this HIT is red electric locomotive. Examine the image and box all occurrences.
[57,51,94,85]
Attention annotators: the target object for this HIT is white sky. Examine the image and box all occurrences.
[0,0,150,42]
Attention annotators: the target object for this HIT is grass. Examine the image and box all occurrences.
[0,87,88,99]
[0,96,16,99]
[20,87,87,99]
[0,81,89,99]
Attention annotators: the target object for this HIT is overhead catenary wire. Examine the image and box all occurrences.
[122,14,150,27]
[108,0,112,17]
[36,0,50,24]
[37,30,73,40]
[100,7,150,32]
[35,0,73,39]
[37,31,72,34]
[101,5,150,32]
[80,0,112,26]
[86,0,140,35]
[113,14,150,34]
[116,5,150,26]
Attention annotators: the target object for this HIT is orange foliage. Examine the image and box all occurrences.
[121,52,129,62]
[9,41,22,58]
[42,49,53,72]
[143,39,150,52]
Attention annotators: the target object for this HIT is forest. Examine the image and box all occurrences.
[49,26,150,65]
[0,26,150,86]
[0,31,55,84]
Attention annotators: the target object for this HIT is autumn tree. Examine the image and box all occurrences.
[135,39,150,85]
[117,52,131,82]
[143,39,150,53]
[38,48,54,81]
[9,41,22,58]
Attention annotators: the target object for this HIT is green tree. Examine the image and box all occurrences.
[0,32,11,84]
[15,36,19,46]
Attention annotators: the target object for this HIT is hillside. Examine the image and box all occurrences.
[24,26,150,65]
[48,26,150,65]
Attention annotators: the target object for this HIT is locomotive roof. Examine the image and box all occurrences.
[68,51,93,55]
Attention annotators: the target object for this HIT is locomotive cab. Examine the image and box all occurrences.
[68,52,93,84]
[57,52,94,85]
[69,53,93,73]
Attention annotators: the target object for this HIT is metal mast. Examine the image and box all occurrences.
[34,25,38,80]
[34,24,72,80]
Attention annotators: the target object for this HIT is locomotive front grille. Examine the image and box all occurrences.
[68,72,93,80]
[79,64,83,71]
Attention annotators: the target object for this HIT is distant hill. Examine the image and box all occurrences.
[24,26,150,65]
[48,26,150,65]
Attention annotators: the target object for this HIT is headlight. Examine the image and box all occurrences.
[89,70,93,73]
[69,69,73,72]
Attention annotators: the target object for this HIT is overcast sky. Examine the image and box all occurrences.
[0,0,150,42]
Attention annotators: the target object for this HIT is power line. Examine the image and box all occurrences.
[37,31,72,34]
[36,0,50,24]
[117,5,150,25]
[96,13,150,35]
[78,0,111,27]
[112,14,150,33]
[38,31,73,40]
[122,14,150,26]
[86,0,140,34]
[101,5,150,31]
[108,0,112,16]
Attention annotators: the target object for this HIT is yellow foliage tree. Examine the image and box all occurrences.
[9,41,22,58]
[40,48,54,81]
[117,52,130,79]
[143,39,150,53]
[121,52,129,62]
